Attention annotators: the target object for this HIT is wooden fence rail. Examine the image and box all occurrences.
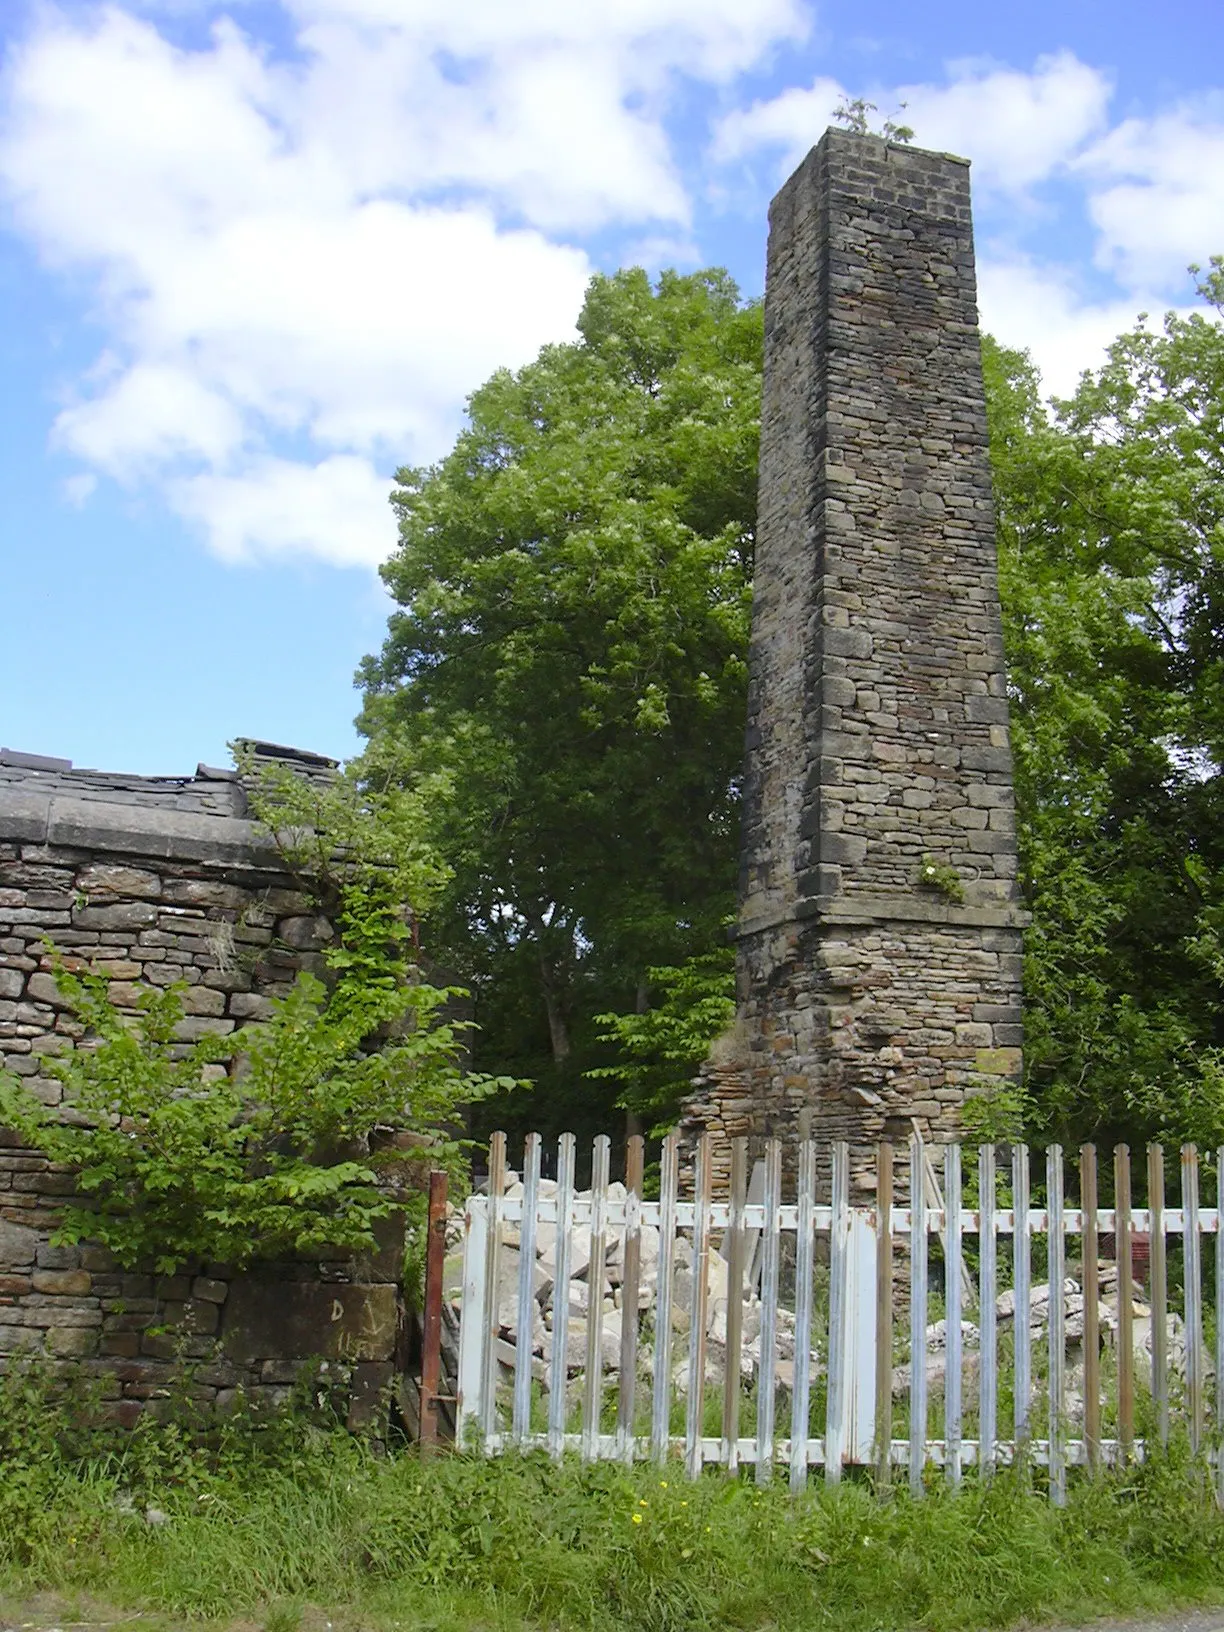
[455,1132,1224,1499]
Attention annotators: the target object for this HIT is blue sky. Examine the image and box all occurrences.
[2,0,1222,776]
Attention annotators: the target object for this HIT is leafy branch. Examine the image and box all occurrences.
[833,98,915,144]
[590,947,735,1132]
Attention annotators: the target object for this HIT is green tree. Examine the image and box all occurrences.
[985,262,1224,1147]
[360,269,762,1143]
[590,945,735,1133]
[363,257,1224,1153]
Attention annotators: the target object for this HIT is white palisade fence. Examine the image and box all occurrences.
[455,1131,1224,1499]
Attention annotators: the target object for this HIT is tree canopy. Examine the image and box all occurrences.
[361,259,1224,1151]
[359,268,761,1142]
[991,259,1224,1148]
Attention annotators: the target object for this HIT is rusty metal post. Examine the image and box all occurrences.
[617,1134,645,1461]
[419,1167,449,1451]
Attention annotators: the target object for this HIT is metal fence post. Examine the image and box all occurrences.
[419,1168,450,1452]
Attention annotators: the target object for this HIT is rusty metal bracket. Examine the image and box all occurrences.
[418,1168,448,1450]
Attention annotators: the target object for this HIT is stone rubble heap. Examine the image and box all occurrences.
[452,1180,1209,1408]
[893,1264,1207,1406]
[445,1175,813,1396]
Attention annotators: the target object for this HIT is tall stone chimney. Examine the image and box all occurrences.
[692,129,1026,1165]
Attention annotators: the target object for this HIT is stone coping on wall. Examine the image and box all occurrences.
[0,742,338,873]
[0,790,280,872]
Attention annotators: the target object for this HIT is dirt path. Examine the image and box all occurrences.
[1037,1615,1224,1632]
[0,1598,358,1632]
[4,1594,1224,1632]
[0,1596,281,1632]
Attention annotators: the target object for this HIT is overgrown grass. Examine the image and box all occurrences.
[4,1366,1224,1631]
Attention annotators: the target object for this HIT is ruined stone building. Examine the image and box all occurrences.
[690,130,1026,1163]
[0,128,1028,1407]
[0,743,404,1422]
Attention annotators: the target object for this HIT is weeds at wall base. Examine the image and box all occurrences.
[3,1367,1224,1632]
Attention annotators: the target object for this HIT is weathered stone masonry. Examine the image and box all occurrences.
[0,744,405,1423]
[690,131,1027,1171]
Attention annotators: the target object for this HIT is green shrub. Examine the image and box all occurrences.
[0,748,516,1274]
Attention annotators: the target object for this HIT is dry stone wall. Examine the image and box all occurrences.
[689,131,1027,1180]
[0,745,405,1424]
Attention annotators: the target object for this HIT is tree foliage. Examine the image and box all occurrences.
[987,261,1224,1146]
[360,268,761,1141]
[590,946,736,1133]
[361,258,1224,1150]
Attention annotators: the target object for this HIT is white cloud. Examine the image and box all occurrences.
[111,202,592,454]
[1078,108,1224,288]
[712,74,844,168]
[713,53,1110,194]
[172,454,395,566]
[286,0,808,81]
[974,259,1171,399]
[62,472,97,508]
[897,54,1111,192]
[282,21,691,232]
[56,363,246,476]
[619,233,705,273]
[1,0,806,567]
[271,0,808,232]
[7,1,1219,574]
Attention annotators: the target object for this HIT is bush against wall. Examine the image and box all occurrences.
[0,749,515,1273]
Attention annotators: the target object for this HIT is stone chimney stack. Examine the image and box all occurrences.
[692,129,1026,1163]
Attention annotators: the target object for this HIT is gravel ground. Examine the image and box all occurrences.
[1036,1614,1224,1632]
[4,1595,1224,1632]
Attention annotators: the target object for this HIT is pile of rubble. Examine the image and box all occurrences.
[446,1179,1207,1403]
[903,1264,1207,1405]
[444,1176,813,1394]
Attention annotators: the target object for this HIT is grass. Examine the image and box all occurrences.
[3,1366,1224,1631]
